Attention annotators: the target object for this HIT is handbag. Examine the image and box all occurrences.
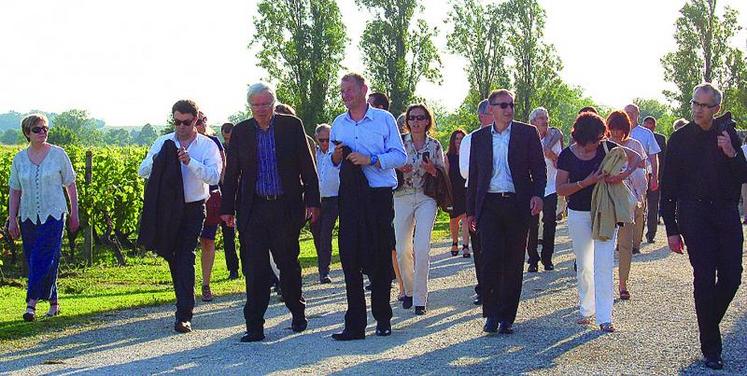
[203,190,223,226]
[423,166,453,212]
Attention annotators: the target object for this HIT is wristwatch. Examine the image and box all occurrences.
[369,154,379,166]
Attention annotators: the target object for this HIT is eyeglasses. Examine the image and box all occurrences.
[174,118,194,126]
[317,138,329,143]
[408,115,428,121]
[490,102,515,109]
[31,126,49,134]
[690,99,718,109]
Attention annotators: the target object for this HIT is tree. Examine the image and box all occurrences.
[445,0,510,103]
[358,0,442,115]
[634,98,678,135]
[252,0,347,133]
[104,128,133,146]
[135,123,158,145]
[53,109,105,146]
[0,129,21,145]
[661,0,746,119]
[502,0,563,122]
[47,126,79,146]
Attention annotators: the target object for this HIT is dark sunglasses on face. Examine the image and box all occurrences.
[174,119,194,126]
[31,126,49,134]
[490,101,515,109]
[408,115,428,121]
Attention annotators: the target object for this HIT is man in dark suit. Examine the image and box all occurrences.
[642,116,667,243]
[466,89,546,335]
[221,82,320,342]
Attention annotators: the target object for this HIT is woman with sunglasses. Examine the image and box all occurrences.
[393,103,444,315]
[8,113,79,321]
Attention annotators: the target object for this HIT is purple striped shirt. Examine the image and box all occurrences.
[255,118,284,196]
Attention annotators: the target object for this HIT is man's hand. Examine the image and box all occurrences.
[177,147,191,165]
[667,234,684,254]
[221,214,235,228]
[347,152,371,166]
[649,177,659,191]
[7,218,20,240]
[465,215,477,232]
[529,196,543,216]
[69,214,80,234]
[332,143,344,165]
[717,131,737,158]
[398,164,414,174]
[543,149,558,162]
[306,207,320,225]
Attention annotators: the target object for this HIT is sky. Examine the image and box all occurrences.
[0,0,745,126]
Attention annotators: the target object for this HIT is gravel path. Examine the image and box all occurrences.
[2,222,746,375]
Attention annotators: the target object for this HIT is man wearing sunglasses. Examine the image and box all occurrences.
[138,99,222,334]
[312,123,339,284]
[660,82,747,370]
[465,89,546,335]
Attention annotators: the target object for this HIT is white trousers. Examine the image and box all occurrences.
[394,191,438,307]
[567,209,617,325]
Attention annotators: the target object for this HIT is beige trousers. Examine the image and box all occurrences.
[616,204,645,287]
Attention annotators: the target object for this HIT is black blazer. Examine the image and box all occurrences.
[220,114,320,232]
[466,121,546,224]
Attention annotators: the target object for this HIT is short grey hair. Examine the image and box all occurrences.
[693,82,722,105]
[477,99,489,115]
[314,123,331,135]
[529,107,549,123]
[246,82,276,105]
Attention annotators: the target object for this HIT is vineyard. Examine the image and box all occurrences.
[0,145,148,270]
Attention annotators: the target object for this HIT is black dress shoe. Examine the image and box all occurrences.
[332,331,365,341]
[704,355,724,370]
[174,321,192,333]
[402,296,413,309]
[632,247,641,254]
[414,306,426,315]
[483,317,499,333]
[241,330,265,342]
[473,295,482,305]
[527,264,538,273]
[291,316,308,333]
[375,322,392,336]
[543,263,554,271]
[320,275,332,284]
[228,270,240,280]
[646,237,655,244]
[498,321,514,334]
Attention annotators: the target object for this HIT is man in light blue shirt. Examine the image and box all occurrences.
[329,72,406,341]
[311,123,339,284]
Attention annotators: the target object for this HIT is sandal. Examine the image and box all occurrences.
[619,289,631,300]
[600,322,616,333]
[462,245,471,258]
[450,242,459,256]
[23,305,36,322]
[45,302,60,317]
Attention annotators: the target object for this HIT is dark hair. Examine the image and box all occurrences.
[172,99,199,117]
[447,129,467,155]
[642,116,656,125]
[606,110,632,139]
[572,112,607,146]
[368,92,390,111]
[578,106,598,115]
[221,122,234,133]
[405,103,436,135]
[274,103,296,116]
[487,89,515,104]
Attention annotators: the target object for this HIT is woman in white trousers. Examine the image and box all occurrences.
[394,103,444,315]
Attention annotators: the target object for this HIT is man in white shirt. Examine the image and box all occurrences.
[459,99,493,305]
[625,104,661,253]
[311,123,339,284]
[138,99,222,334]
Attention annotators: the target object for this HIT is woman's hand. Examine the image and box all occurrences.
[422,159,437,177]
[604,168,632,184]
[581,169,605,187]
[398,164,414,174]
[7,218,20,240]
[69,214,80,234]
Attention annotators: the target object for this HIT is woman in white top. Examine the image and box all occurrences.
[8,114,79,321]
[607,111,647,301]
[394,104,444,315]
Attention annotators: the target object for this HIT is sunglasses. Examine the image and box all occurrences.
[31,126,49,134]
[490,102,515,109]
[408,115,428,121]
[174,119,194,126]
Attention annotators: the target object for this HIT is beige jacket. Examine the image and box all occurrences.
[590,145,636,241]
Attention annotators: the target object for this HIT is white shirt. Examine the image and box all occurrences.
[459,124,491,186]
[621,138,648,203]
[488,123,515,193]
[542,133,563,196]
[316,147,340,198]
[629,125,661,173]
[138,133,221,203]
[9,145,76,224]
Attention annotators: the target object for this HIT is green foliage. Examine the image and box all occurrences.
[47,126,80,146]
[52,109,106,146]
[134,124,158,146]
[357,0,442,115]
[252,0,348,133]
[634,98,678,136]
[0,129,22,145]
[103,129,133,147]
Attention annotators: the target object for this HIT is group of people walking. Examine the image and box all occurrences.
[8,73,744,370]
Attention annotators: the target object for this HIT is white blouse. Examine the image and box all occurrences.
[9,145,76,224]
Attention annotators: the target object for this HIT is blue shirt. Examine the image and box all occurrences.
[316,147,340,198]
[255,118,284,196]
[330,106,407,188]
[488,122,516,193]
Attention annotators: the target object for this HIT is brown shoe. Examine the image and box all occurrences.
[174,321,192,333]
[201,285,213,302]
[619,289,631,300]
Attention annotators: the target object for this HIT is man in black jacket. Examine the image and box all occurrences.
[220,82,320,342]
[642,116,667,243]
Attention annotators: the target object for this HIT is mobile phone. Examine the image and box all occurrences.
[422,151,430,162]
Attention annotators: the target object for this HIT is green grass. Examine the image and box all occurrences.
[0,214,451,351]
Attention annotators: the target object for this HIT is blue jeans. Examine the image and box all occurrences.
[21,215,64,303]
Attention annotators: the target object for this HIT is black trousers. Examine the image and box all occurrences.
[645,188,660,241]
[167,200,205,322]
[240,197,305,332]
[470,228,482,295]
[310,197,339,279]
[220,222,239,273]
[527,193,558,266]
[339,188,394,334]
[678,200,743,357]
[479,194,529,323]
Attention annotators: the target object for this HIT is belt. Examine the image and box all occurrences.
[487,192,515,198]
[255,194,283,201]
